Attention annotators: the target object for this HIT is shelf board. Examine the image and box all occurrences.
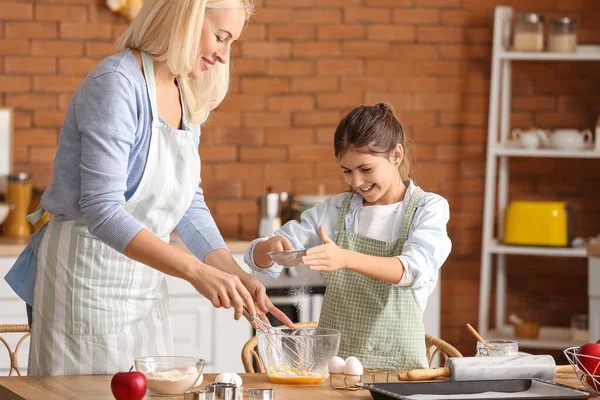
[493,144,600,159]
[500,45,600,61]
[488,326,584,350]
[489,240,587,258]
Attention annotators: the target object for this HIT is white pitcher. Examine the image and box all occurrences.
[511,129,549,149]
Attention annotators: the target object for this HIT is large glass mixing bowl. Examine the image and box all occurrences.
[257,327,341,384]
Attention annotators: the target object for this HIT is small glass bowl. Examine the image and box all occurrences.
[476,340,519,356]
[135,356,205,396]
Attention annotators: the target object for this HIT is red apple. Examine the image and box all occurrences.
[585,374,600,389]
[111,367,147,400]
[576,343,600,376]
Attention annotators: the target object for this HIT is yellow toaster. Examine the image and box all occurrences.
[503,201,570,247]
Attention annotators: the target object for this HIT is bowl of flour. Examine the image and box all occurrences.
[135,356,205,395]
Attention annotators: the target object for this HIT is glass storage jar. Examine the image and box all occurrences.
[512,13,544,52]
[476,340,519,357]
[4,173,32,238]
[548,18,577,53]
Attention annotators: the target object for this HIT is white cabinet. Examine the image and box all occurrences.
[0,256,30,376]
[166,291,253,373]
[165,253,254,374]
[0,254,254,375]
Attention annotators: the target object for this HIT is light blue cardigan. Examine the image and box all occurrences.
[5,49,226,305]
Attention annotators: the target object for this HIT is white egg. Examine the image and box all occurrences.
[231,373,243,387]
[328,356,346,374]
[214,372,242,387]
[344,356,363,384]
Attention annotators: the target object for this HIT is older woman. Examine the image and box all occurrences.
[5,0,292,376]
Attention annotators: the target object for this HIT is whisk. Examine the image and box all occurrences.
[242,307,315,372]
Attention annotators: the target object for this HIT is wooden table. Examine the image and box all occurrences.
[0,372,594,400]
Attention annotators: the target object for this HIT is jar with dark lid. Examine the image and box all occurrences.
[512,12,544,52]
[548,18,577,52]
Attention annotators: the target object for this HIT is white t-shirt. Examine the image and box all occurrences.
[356,201,415,293]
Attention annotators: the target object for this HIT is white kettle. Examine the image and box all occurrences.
[547,129,592,151]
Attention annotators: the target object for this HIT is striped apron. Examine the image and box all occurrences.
[319,188,429,370]
[28,51,200,376]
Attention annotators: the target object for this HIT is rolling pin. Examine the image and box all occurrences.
[398,355,575,381]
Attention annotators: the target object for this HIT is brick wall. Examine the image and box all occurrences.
[2,0,600,357]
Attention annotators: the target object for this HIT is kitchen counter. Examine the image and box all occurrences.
[0,237,29,258]
[0,372,591,399]
[588,242,600,257]
[0,236,250,257]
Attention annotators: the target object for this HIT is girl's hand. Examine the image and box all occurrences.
[265,235,294,253]
[302,226,349,272]
[253,236,295,268]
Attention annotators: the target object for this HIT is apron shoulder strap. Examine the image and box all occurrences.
[399,186,425,243]
[140,51,159,122]
[336,192,355,233]
[176,78,191,129]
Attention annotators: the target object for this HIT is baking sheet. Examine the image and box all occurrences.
[365,379,589,400]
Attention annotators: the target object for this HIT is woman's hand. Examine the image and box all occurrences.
[124,230,257,320]
[302,226,350,272]
[239,274,295,329]
[253,236,295,268]
[189,262,256,321]
[202,248,294,328]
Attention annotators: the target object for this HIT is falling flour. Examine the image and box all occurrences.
[144,368,200,394]
[287,279,312,304]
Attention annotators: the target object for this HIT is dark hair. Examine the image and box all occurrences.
[334,103,412,179]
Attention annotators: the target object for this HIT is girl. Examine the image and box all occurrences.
[5,0,292,376]
[245,103,452,370]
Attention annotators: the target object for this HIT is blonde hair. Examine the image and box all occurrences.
[116,0,254,126]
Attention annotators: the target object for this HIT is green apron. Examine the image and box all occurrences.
[319,187,428,370]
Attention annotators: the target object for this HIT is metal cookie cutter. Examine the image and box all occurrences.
[247,388,275,399]
[205,382,243,400]
[184,389,215,400]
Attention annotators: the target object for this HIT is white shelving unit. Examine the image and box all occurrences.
[478,6,600,349]
[489,239,587,258]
